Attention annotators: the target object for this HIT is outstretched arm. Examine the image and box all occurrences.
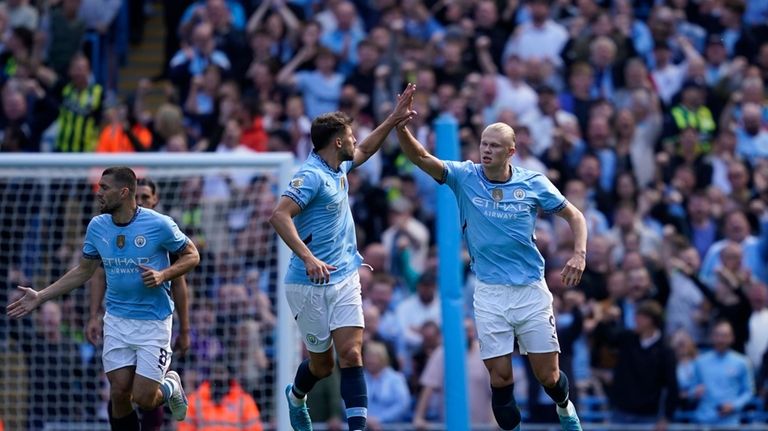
[395,123,445,182]
[8,257,101,318]
[352,83,417,168]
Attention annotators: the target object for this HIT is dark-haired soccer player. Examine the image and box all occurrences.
[87,176,192,430]
[270,84,416,431]
[396,119,588,431]
[7,167,200,431]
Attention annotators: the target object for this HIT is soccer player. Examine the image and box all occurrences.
[86,177,191,430]
[7,167,200,431]
[269,83,416,431]
[395,120,588,431]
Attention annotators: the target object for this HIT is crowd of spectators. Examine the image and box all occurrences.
[1,0,768,429]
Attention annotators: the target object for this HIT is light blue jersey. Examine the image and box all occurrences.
[83,207,190,320]
[690,350,754,425]
[282,151,362,285]
[440,161,567,285]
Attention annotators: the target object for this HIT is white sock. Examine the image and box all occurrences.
[556,400,576,417]
[288,388,306,407]
[160,378,178,402]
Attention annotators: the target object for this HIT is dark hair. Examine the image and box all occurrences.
[636,300,664,329]
[418,269,438,286]
[310,111,352,150]
[102,167,137,194]
[11,27,34,54]
[137,177,158,196]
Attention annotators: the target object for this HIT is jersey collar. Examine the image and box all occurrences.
[113,207,141,227]
[479,164,514,185]
[311,151,342,173]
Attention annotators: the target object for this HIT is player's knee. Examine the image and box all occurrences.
[488,367,514,387]
[535,368,560,388]
[110,387,132,407]
[337,344,362,368]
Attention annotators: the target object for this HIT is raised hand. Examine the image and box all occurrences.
[390,83,417,126]
[6,286,41,319]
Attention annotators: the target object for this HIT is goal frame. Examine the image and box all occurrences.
[0,152,298,431]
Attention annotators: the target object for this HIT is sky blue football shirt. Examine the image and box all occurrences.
[282,152,362,285]
[83,207,190,320]
[440,161,567,285]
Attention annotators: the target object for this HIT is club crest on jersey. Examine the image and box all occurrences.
[134,235,146,248]
[116,235,125,249]
[491,188,503,201]
[291,177,304,188]
[513,189,526,200]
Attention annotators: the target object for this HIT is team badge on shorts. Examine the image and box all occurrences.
[306,334,318,345]
[116,235,125,248]
[491,188,503,201]
[134,235,146,248]
[513,189,526,200]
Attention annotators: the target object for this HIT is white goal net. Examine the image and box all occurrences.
[0,153,297,431]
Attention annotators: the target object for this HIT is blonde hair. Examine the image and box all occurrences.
[483,122,516,149]
[365,341,390,367]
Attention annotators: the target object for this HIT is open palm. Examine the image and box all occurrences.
[6,286,41,319]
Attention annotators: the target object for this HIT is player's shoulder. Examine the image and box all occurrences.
[137,208,176,226]
[447,159,478,174]
[292,160,326,184]
[87,214,110,229]
[513,166,550,185]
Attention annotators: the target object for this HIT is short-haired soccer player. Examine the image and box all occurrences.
[270,84,416,431]
[87,176,192,430]
[396,118,588,431]
[7,167,200,431]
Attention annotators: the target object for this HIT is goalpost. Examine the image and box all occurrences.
[0,153,297,431]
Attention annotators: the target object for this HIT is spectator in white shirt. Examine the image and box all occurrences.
[396,270,441,353]
[502,0,568,68]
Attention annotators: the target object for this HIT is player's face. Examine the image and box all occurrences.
[337,126,356,162]
[479,129,514,168]
[136,185,158,209]
[96,175,127,214]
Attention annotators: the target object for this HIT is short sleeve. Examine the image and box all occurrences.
[341,160,355,173]
[530,173,567,214]
[440,160,473,188]
[82,219,101,260]
[282,170,320,210]
[160,215,190,254]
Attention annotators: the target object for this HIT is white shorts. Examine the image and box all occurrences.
[285,272,364,353]
[102,313,173,382]
[473,278,560,360]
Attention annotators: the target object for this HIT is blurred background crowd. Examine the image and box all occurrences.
[0,0,768,429]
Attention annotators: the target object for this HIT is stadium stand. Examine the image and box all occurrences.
[0,0,768,430]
